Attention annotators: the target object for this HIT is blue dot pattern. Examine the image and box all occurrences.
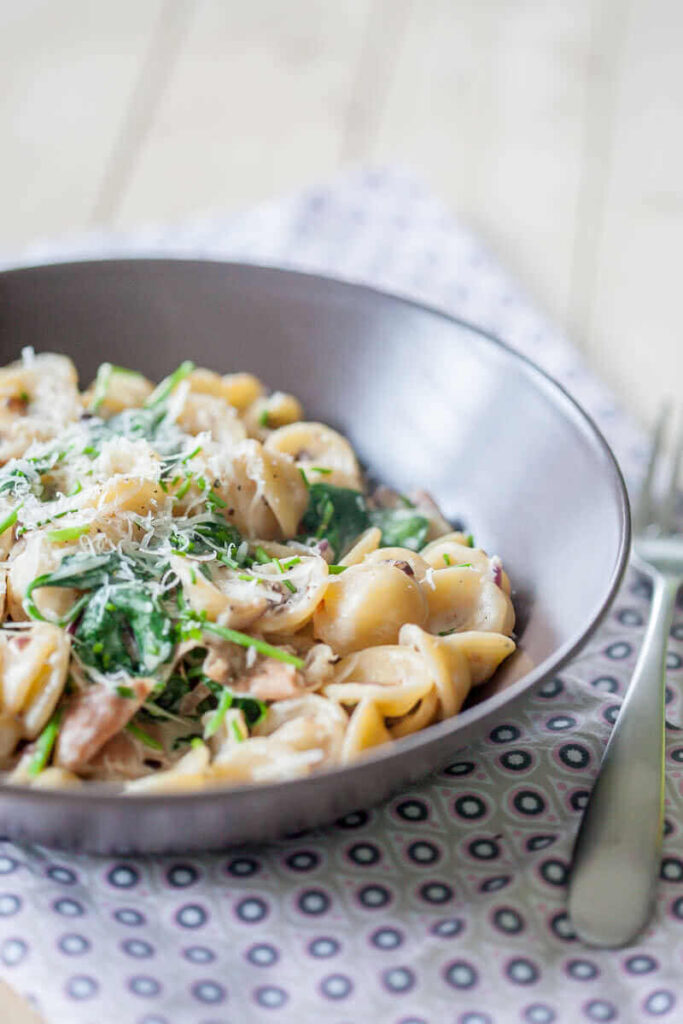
[0,170,678,1023]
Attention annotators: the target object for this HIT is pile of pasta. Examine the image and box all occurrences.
[0,350,516,792]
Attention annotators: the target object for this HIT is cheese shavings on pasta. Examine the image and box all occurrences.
[0,351,516,791]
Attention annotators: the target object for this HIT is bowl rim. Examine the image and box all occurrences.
[0,258,631,806]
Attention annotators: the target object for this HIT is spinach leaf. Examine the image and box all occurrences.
[26,550,159,604]
[300,482,431,556]
[152,673,191,714]
[170,515,242,559]
[76,582,174,675]
[201,679,267,729]
[368,507,430,551]
[300,483,370,558]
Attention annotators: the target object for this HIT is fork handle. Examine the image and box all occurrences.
[568,572,679,947]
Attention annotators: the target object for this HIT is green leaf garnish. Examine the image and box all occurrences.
[0,504,21,536]
[46,525,89,543]
[301,484,430,557]
[27,710,62,777]
[203,687,233,739]
[367,507,430,552]
[201,620,304,669]
[144,361,195,408]
[301,483,369,559]
[125,721,163,751]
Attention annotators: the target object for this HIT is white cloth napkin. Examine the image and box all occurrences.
[1,169,679,1024]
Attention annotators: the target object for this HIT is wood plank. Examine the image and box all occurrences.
[112,0,374,227]
[0,0,164,249]
[574,0,683,426]
[366,0,596,328]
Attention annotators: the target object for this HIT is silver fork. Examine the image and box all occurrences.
[568,406,683,947]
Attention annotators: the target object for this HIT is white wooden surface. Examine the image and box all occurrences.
[2,0,682,431]
[0,0,682,1018]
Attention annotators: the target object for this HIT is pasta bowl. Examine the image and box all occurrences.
[0,259,629,853]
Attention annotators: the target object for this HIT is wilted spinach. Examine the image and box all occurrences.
[367,507,430,551]
[26,550,175,676]
[300,483,370,559]
[300,482,431,557]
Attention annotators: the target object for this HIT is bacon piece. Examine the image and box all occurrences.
[55,678,154,771]
[235,659,306,702]
[82,730,165,781]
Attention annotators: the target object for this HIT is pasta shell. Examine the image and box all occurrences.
[422,566,515,635]
[0,623,70,739]
[341,699,391,762]
[174,392,247,447]
[253,694,348,762]
[313,562,428,655]
[265,422,362,489]
[244,391,303,438]
[362,547,430,581]
[7,533,78,622]
[339,527,381,567]
[228,440,309,539]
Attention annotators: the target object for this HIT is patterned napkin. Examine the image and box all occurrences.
[1,169,680,1024]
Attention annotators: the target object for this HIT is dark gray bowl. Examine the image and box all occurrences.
[0,259,629,853]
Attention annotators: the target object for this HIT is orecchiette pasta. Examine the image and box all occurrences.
[0,351,516,790]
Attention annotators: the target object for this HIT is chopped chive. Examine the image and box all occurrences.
[202,621,304,668]
[281,556,301,569]
[466,533,474,548]
[311,466,332,475]
[159,479,168,493]
[443,553,452,566]
[203,688,233,739]
[316,498,334,538]
[182,445,202,463]
[46,525,89,543]
[254,546,271,564]
[175,475,193,500]
[231,719,245,743]
[125,722,163,751]
[438,629,455,636]
[190,737,204,750]
[205,489,227,510]
[275,558,296,593]
[144,360,195,408]
[19,390,29,404]
[328,564,347,575]
[92,362,142,411]
[456,562,472,568]
[398,493,415,508]
[238,573,257,583]
[258,408,269,428]
[67,480,83,497]
[299,467,309,487]
[27,710,62,777]
[0,503,21,536]
[116,685,136,699]
[190,568,197,584]
[90,362,112,413]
